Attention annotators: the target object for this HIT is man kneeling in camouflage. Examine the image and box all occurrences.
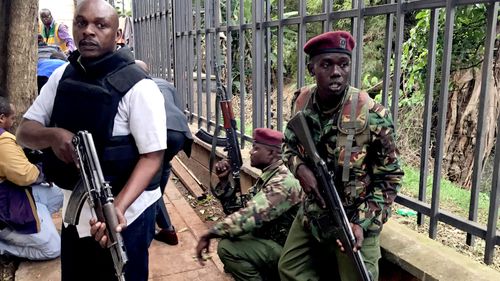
[195,128,303,281]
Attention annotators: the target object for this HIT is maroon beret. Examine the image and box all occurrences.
[253,128,284,148]
[304,31,355,58]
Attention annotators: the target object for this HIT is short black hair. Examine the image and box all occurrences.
[0,96,13,116]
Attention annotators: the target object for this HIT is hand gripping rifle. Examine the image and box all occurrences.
[287,112,372,281]
[64,131,128,281]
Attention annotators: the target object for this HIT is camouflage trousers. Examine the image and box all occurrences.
[217,234,282,281]
[278,207,381,281]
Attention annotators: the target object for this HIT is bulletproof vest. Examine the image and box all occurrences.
[43,49,160,195]
[292,86,372,201]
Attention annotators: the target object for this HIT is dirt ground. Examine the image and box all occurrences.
[0,256,18,281]
[171,175,226,229]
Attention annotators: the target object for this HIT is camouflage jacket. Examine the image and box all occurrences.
[209,160,303,245]
[283,85,403,237]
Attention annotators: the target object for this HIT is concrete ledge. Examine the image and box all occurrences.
[381,220,500,281]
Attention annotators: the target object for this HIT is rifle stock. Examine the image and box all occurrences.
[287,112,372,281]
[66,131,128,281]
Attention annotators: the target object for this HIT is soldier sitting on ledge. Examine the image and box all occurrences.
[195,128,303,281]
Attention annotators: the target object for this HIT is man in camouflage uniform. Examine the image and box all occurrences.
[278,31,404,281]
[195,128,303,281]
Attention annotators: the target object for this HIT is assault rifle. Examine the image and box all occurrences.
[64,131,128,281]
[195,60,244,215]
[287,112,372,281]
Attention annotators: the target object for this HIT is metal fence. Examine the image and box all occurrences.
[132,0,500,264]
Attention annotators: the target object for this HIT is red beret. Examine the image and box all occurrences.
[304,31,355,58]
[253,128,284,148]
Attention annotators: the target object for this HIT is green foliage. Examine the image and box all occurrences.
[401,164,495,226]
[235,117,254,136]
[400,5,488,109]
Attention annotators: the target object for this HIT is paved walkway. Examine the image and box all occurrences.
[15,179,232,281]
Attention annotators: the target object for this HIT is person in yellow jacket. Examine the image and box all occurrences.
[0,94,63,261]
[39,8,76,53]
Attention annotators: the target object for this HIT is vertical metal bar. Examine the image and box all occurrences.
[381,0,394,107]
[139,1,146,60]
[265,0,272,128]
[176,0,183,106]
[159,0,166,79]
[146,0,154,68]
[485,110,500,264]
[469,1,499,248]
[138,0,143,59]
[155,1,161,77]
[252,0,264,130]
[196,0,202,126]
[239,0,246,147]
[391,0,404,130]
[323,0,331,33]
[150,0,155,75]
[297,0,306,88]
[214,0,221,129]
[172,0,180,102]
[276,0,284,132]
[429,0,456,239]
[205,0,213,131]
[352,0,364,88]
[153,0,158,76]
[166,0,173,81]
[145,0,150,67]
[187,0,194,116]
[131,0,138,57]
[134,0,139,58]
[226,0,233,100]
[142,0,146,60]
[417,8,438,226]
[182,0,189,110]
[134,0,141,59]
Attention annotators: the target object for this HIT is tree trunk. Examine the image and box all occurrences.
[0,0,11,92]
[443,53,500,189]
[4,0,38,129]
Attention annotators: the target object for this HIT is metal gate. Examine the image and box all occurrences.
[132,0,500,264]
